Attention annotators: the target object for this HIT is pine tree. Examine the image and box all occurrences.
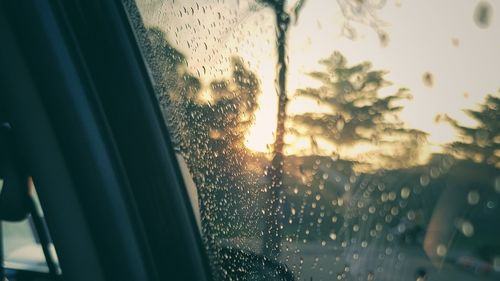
[293,52,427,170]
[446,94,500,168]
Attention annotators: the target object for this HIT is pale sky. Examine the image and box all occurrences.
[137,0,500,154]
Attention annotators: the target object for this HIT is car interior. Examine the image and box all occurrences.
[1,1,499,281]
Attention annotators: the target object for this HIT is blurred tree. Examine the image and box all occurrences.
[144,27,200,142]
[181,58,262,244]
[252,0,317,260]
[181,57,260,189]
[293,52,427,170]
[256,0,293,260]
[446,93,500,168]
[246,0,389,258]
[144,27,262,242]
[144,27,258,168]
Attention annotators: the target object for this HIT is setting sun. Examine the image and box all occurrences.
[238,0,500,159]
[140,0,500,161]
[244,107,276,152]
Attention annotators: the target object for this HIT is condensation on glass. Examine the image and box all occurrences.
[127,0,500,280]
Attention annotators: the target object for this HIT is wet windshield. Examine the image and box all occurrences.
[127,0,500,280]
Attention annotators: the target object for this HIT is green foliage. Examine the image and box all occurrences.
[446,93,500,167]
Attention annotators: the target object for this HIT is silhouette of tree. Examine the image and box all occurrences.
[182,57,260,174]
[293,52,427,170]
[144,27,192,98]
[256,0,295,260]
[144,27,258,164]
[446,93,500,168]
[143,27,262,243]
[144,27,200,143]
[239,0,390,258]
[179,58,262,245]
[244,0,311,260]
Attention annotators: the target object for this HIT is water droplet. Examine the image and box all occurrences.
[385,247,393,255]
[386,233,394,242]
[430,167,440,178]
[467,190,480,205]
[436,244,447,256]
[329,232,337,240]
[338,198,344,206]
[487,201,496,208]
[407,210,416,220]
[494,177,500,193]
[420,175,430,186]
[388,192,396,201]
[493,256,500,271]
[461,221,474,237]
[401,187,411,199]
[378,31,389,47]
[336,118,345,131]
[422,72,434,87]
[474,1,493,28]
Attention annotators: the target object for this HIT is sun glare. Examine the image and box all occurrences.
[240,0,499,159]
[244,118,275,153]
[244,90,276,152]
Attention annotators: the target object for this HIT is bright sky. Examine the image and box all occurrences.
[137,0,500,155]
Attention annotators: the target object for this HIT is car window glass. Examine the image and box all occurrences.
[0,179,60,273]
[127,1,500,280]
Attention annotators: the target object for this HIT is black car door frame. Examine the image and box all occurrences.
[0,1,211,280]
